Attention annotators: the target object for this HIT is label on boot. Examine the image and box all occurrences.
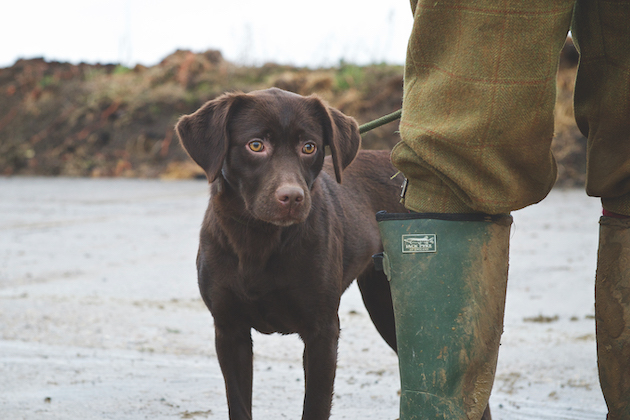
[402,234,437,253]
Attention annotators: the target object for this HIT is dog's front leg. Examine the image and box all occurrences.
[215,325,253,420]
[301,319,340,420]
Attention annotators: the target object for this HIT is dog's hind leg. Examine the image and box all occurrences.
[357,268,397,352]
[215,326,254,420]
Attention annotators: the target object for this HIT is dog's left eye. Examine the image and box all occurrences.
[248,140,264,152]
[302,142,317,154]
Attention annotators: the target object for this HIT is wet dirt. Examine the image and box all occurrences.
[0,177,607,419]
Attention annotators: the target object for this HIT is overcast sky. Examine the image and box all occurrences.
[2,0,414,68]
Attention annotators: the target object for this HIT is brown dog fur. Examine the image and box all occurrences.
[176,88,405,419]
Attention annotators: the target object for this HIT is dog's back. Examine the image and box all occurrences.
[319,149,406,287]
[326,149,405,216]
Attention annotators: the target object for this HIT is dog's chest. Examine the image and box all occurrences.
[205,217,340,335]
[240,289,316,335]
[217,261,334,335]
[249,298,298,334]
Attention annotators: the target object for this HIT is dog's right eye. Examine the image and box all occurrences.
[248,140,264,152]
[302,142,317,155]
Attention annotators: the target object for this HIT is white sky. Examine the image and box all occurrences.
[2,0,414,68]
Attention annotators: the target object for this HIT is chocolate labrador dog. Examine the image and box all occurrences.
[175,87,404,419]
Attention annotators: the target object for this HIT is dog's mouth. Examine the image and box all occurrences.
[270,209,309,226]
[260,202,310,226]
[270,217,303,227]
[251,185,311,227]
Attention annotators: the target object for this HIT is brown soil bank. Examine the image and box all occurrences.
[0,40,584,187]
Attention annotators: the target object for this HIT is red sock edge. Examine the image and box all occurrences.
[603,209,630,219]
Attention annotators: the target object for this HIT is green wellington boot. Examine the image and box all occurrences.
[376,212,512,420]
[595,217,630,420]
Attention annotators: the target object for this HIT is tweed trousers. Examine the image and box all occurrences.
[394,0,630,215]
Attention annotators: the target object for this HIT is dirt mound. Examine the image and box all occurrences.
[0,41,585,186]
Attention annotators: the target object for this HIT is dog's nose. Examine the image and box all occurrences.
[276,186,304,205]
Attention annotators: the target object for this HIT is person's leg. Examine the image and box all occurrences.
[573,0,630,215]
[594,217,630,420]
[572,1,630,417]
[381,1,575,419]
[377,212,511,420]
[395,0,574,214]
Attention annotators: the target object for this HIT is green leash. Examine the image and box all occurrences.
[358,109,402,135]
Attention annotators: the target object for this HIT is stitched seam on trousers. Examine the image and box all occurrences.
[417,4,573,17]
[398,122,525,149]
[410,63,556,86]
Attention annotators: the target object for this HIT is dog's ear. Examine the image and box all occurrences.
[310,97,361,183]
[175,93,240,182]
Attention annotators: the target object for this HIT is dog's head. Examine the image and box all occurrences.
[175,88,361,226]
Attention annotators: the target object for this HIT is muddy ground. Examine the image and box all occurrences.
[0,177,608,419]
